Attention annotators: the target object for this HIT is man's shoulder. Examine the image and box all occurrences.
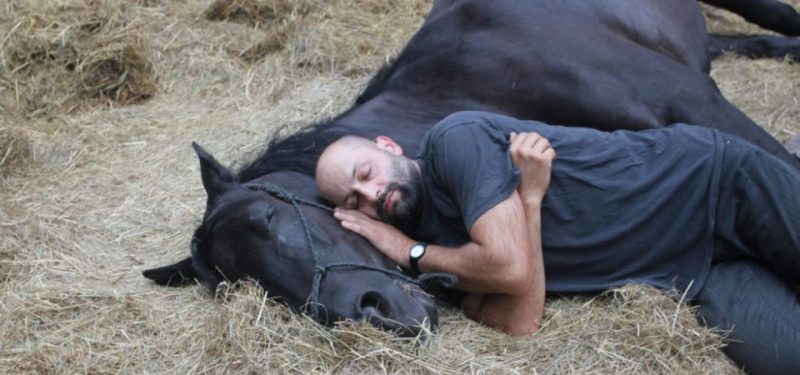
[426,111,493,140]
[420,111,509,156]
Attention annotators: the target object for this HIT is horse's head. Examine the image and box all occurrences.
[145,143,449,337]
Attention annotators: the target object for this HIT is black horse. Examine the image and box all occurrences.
[145,0,800,337]
[143,144,447,336]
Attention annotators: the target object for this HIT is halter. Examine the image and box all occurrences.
[243,182,457,323]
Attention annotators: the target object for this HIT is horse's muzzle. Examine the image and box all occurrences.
[357,288,438,338]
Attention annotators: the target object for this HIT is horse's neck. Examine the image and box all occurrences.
[334,93,460,155]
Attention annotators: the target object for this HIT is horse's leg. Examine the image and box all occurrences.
[709,33,800,60]
[787,133,800,158]
[701,0,800,36]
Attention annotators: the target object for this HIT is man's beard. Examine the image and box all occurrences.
[376,156,423,233]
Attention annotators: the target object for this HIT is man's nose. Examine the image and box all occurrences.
[354,182,380,205]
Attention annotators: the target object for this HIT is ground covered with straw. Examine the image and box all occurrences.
[2,0,798,373]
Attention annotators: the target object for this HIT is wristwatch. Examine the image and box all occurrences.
[408,242,428,276]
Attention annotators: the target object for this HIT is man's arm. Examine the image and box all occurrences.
[334,191,545,335]
[334,129,554,336]
[420,192,537,294]
[334,192,537,294]
[431,190,546,336]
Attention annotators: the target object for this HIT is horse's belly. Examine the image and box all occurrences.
[438,0,709,70]
[389,0,712,128]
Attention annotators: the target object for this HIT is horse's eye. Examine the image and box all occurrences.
[263,206,276,223]
[253,206,276,230]
[255,208,277,238]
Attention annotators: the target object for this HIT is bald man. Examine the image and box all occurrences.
[316,111,800,373]
[318,125,551,336]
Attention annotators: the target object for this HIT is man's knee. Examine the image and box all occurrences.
[695,260,800,374]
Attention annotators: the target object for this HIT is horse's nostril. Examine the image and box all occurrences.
[359,291,389,317]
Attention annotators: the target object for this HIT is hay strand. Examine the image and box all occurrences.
[0,2,157,118]
[0,125,32,177]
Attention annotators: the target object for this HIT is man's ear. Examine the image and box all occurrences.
[375,136,403,156]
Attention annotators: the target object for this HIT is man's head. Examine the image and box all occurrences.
[316,135,423,231]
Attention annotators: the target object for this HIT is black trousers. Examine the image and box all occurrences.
[693,136,800,375]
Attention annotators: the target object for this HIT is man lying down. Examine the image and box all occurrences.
[315,110,800,374]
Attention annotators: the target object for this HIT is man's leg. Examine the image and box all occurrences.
[694,259,800,374]
[714,135,800,284]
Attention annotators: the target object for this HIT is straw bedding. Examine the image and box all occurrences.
[2,0,798,373]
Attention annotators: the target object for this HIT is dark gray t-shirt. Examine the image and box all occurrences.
[412,111,722,298]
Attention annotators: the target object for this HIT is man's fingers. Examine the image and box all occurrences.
[515,133,550,155]
[335,208,367,220]
[511,133,535,154]
[509,132,556,168]
[339,214,375,238]
[543,148,556,162]
[531,137,552,155]
[340,219,364,234]
[335,209,371,231]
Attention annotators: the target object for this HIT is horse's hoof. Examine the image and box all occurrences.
[786,133,800,159]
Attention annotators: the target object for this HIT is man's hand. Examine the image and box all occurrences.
[334,208,416,267]
[509,131,556,205]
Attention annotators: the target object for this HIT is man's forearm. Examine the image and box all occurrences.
[520,198,546,329]
[419,241,530,294]
[417,193,542,297]
[457,199,545,336]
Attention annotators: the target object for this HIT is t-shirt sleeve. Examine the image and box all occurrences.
[425,113,521,231]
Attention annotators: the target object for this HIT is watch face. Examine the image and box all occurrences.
[410,245,425,258]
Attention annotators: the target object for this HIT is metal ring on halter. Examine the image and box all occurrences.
[243,182,457,323]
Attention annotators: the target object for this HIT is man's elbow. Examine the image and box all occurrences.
[505,322,540,336]
[500,261,535,296]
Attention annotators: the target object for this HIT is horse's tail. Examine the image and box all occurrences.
[142,257,197,287]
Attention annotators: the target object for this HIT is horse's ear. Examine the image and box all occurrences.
[142,257,197,287]
[192,142,237,202]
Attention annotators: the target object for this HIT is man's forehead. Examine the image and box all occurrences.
[318,145,360,200]
[324,143,362,172]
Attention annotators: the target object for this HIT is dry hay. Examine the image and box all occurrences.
[0,1,157,118]
[1,0,799,373]
[0,278,732,373]
[703,3,800,145]
[204,0,319,26]
[0,125,32,177]
[206,0,428,75]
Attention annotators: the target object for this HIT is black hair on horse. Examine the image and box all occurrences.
[235,122,349,181]
[354,61,398,105]
[236,60,400,182]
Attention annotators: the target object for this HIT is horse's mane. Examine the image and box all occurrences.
[235,120,349,181]
[353,60,398,105]
[236,59,400,182]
